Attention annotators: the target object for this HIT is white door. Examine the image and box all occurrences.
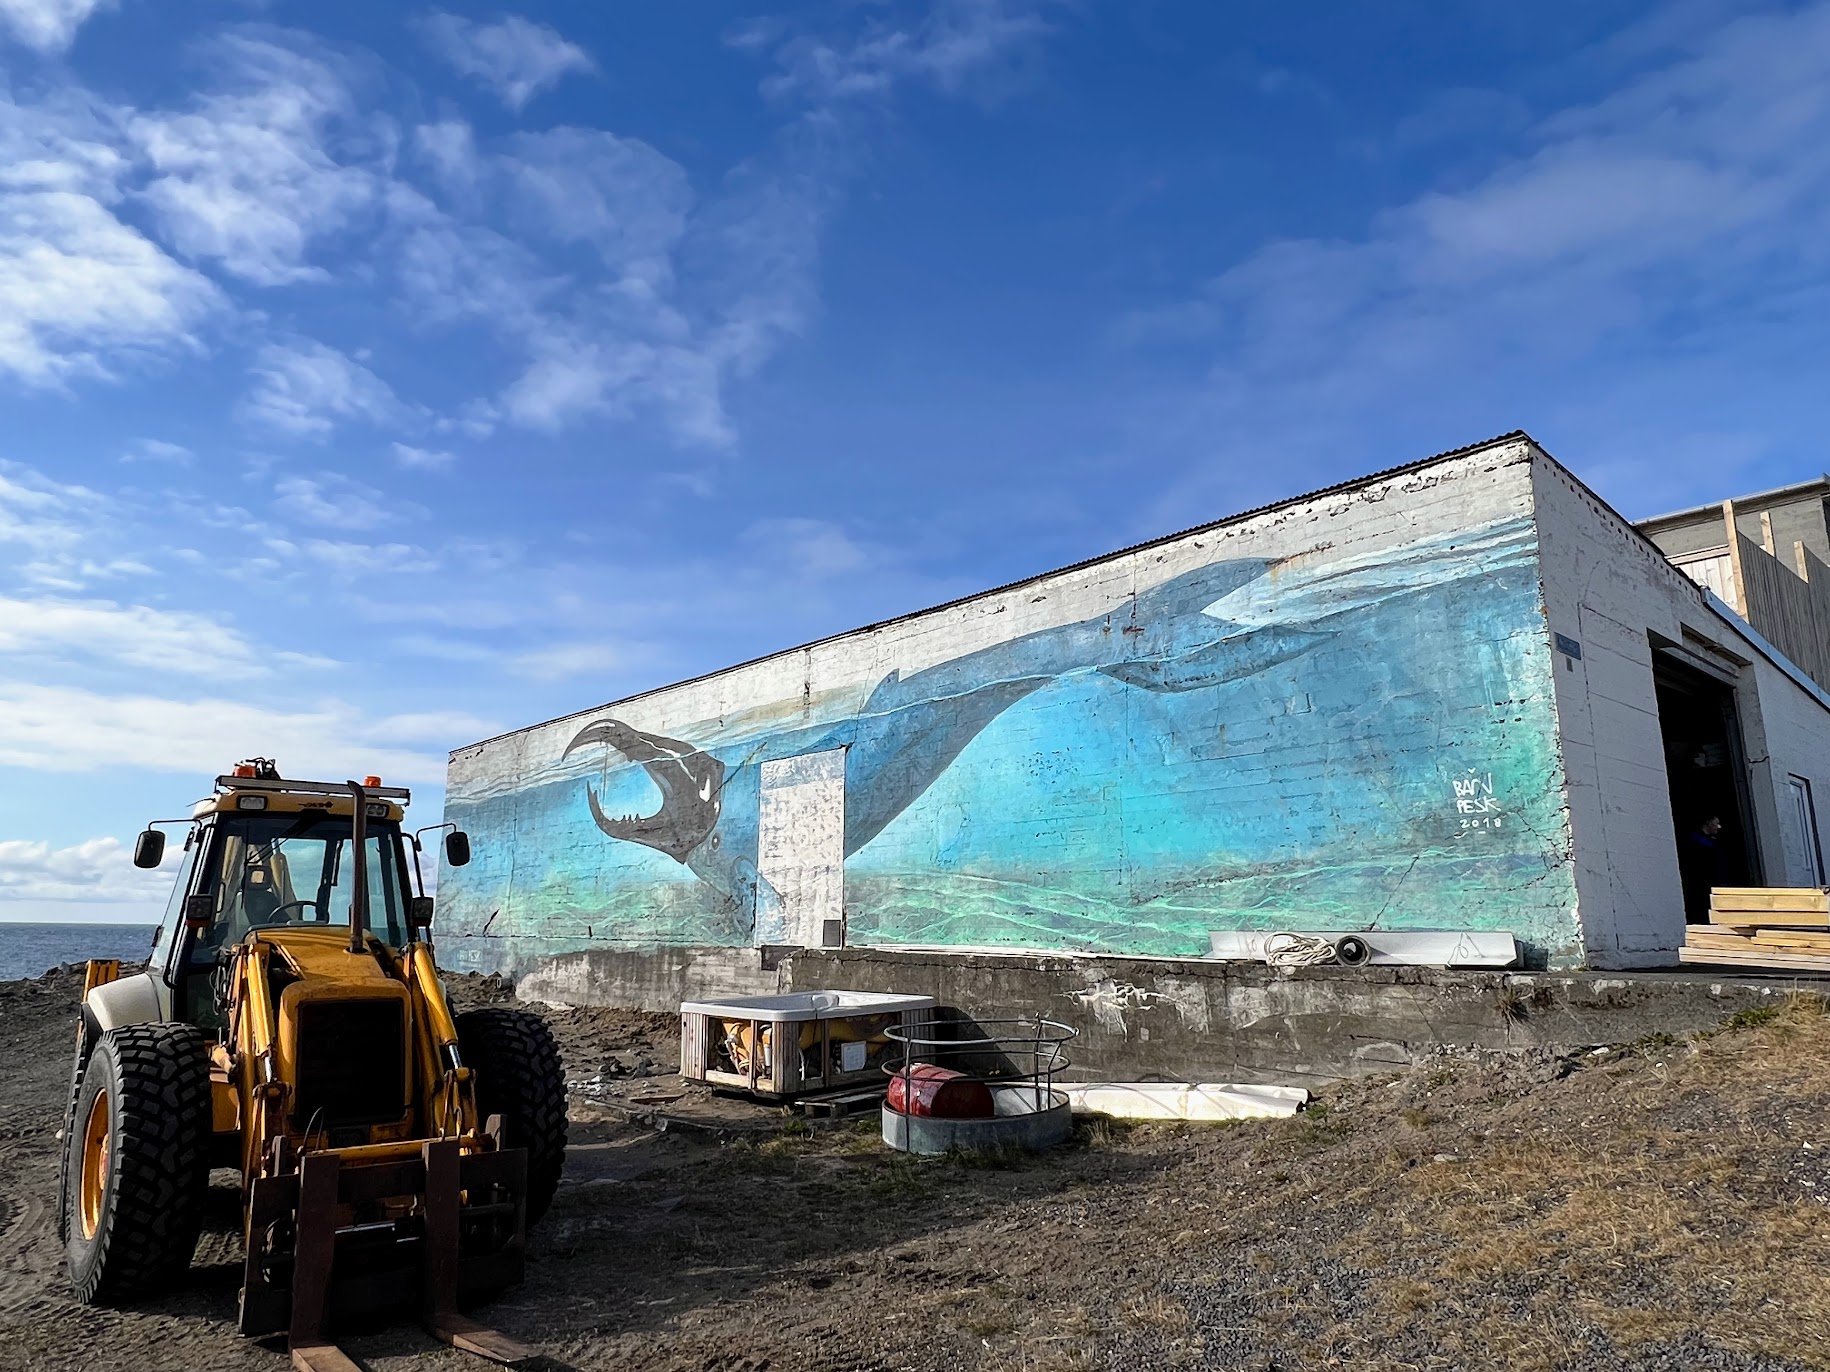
[754,748,847,947]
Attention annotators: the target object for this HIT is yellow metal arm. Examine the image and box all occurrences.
[403,943,476,1140]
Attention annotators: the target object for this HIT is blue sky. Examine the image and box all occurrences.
[4,0,1829,922]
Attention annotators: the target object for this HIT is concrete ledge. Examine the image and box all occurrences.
[515,945,778,1011]
[506,942,1830,1086]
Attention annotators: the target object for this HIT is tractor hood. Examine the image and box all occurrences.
[252,927,400,981]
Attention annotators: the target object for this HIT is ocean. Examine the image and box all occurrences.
[0,923,158,983]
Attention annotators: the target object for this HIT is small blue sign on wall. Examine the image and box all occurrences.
[1554,633,1582,660]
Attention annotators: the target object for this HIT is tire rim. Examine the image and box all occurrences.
[78,1089,110,1242]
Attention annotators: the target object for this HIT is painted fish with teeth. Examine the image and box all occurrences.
[563,554,1335,927]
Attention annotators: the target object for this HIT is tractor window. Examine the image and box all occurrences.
[150,827,202,976]
[192,811,408,959]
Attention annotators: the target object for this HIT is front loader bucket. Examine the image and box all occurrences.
[239,1139,532,1367]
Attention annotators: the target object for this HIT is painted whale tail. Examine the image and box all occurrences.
[566,719,725,863]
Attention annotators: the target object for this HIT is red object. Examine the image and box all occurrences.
[887,1064,995,1119]
[363,775,383,788]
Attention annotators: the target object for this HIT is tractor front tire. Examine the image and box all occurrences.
[62,1023,211,1305]
[456,1007,567,1225]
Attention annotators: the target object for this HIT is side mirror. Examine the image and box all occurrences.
[409,896,435,929]
[183,893,214,930]
[133,829,166,869]
[444,831,471,868]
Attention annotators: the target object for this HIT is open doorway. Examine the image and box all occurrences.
[1654,652,1759,921]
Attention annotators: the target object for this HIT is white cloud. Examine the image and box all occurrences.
[414,11,596,110]
[391,441,454,472]
[394,214,561,331]
[0,76,219,394]
[507,641,621,681]
[128,32,382,286]
[498,127,689,274]
[1117,1,1830,519]
[742,516,875,580]
[0,189,221,386]
[388,2,1053,454]
[396,633,493,663]
[396,119,828,447]
[294,538,439,576]
[746,0,1054,104]
[0,595,267,676]
[0,836,171,904]
[0,461,98,553]
[271,473,395,529]
[0,82,129,196]
[20,557,152,591]
[501,334,733,442]
[0,0,111,53]
[121,437,194,464]
[0,680,489,783]
[0,461,154,589]
[242,339,401,437]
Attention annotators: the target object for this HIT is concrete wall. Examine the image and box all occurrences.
[1642,511,1729,561]
[1760,494,1830,566]
[1533,455,1830,967]
[1642,490,1830,564]
[1732,646,1830,887]
[441,437,1581,973]
[513,942,1821,1087]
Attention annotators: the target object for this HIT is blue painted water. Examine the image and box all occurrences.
[0,923,157,983]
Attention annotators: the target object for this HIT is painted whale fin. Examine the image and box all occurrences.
[571,718,725,863]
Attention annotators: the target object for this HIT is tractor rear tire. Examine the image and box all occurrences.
[457,1007,568,1225]
[62,1023,211,1304]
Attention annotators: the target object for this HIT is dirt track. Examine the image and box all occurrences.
[3,966,1830,1371]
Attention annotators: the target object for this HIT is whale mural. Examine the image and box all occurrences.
[439,513,1578,966]
[560,554,1338,925]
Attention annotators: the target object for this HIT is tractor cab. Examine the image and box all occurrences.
[134,762,464,1027]
[63,759,561,1369]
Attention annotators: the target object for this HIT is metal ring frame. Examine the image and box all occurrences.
[882,1015,1079,1116]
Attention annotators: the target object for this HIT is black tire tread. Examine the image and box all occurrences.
[456,1007,567,1226]
[66,1022,212,1305]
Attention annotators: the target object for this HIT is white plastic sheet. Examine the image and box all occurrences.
[1064,1082,1308,1121]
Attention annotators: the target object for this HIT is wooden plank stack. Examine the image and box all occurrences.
[1680,887,1830,972]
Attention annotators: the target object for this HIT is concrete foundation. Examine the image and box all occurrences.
[882,1089,1074,1155]
[512,943,1830,1087]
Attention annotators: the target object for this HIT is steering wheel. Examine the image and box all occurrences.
[259,899,323,925]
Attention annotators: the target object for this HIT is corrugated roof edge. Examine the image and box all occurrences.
[449,428,1534,758]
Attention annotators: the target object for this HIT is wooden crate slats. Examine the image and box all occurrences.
[1709,887,1830,915]
[1685,892,1830,971]
[1679,945,1830,972]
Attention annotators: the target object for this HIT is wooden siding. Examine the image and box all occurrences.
[1733,530,1830,688]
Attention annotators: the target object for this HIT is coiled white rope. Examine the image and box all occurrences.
[1263,932,1341,968]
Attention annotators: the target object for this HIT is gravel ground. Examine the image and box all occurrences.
[2,967,1827,1371]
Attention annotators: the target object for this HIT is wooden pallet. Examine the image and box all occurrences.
[1688,928,1830,954]
[795,1086,887,1119]
[1711,886,1830,911]
[1709,886,1830,925]
[1684,892,1830,971]
[1679,944,1830,972]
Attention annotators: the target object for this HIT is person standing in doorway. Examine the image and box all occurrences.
[1680,815,1726,923]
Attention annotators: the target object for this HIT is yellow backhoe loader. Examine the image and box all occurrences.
[59,760,565,1371]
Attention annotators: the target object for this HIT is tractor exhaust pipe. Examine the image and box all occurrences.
[347,780,369,954]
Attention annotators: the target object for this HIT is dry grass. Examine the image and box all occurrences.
[1336,995,1830,1368]
[1119,1291,1191,1331]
